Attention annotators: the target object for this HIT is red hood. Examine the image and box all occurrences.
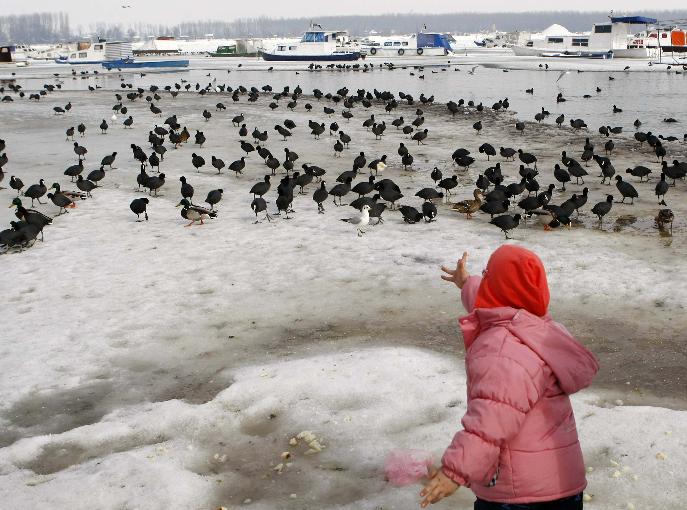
[475,245,550,317]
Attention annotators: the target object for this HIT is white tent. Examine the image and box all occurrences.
[541,24,573,36]
[135,38,180,54]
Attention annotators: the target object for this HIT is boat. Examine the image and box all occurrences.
[360,30,454,57]
[208,45,238,57]
[540,51,614,59]
[259,23,360,61]
[209,44,259,58]
[629,25,687,59]
[101,57,190,70]
[512,16,659,59]
[0,46,29,67]
[55,40,107,64]
[56,40,133,64]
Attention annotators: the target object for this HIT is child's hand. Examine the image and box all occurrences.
[420,467,459,507]
[441,252,470,289]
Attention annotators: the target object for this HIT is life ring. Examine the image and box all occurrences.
[370,47,377,55]
[417,48,424,56]
[398,48,405,56]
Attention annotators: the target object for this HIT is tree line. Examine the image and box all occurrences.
[0,12,70,44]
[3,10,687,45]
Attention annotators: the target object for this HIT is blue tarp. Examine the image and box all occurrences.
[417,32,452,50]
[610,16,657,24]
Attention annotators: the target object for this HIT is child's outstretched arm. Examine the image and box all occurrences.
[440,355,545,488]
[441,252,481,312]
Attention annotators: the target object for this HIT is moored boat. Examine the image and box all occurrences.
[56,40,132,64]
[55,40,107,64]
[0,46,29,67]
[360,30,454,57]
[101,57,190,70]
[208,45,237,57]
[259,24,360,61]
[512,16,658,59]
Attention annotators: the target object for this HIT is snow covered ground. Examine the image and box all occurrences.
[3,347,686,509]
[1,65,686,508]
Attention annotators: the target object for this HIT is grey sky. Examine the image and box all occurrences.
[3,1,683,27]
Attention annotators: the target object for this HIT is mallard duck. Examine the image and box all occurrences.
[176,198,217,226]
[655,208,674,233]
[10,198,52,241]
[48,183,80,214]
[452,189,483,219]
[528,209,572,231]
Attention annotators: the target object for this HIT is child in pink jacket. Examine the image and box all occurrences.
[421,246,599,509]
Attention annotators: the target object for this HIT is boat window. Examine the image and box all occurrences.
[547,37,564,44]
[384,42,393,47]
[662,33,668,38]
[94,44,103,50]
[393,42,401,46]
[526,41,533,47]
[0,48,7,53]
[70,53,76,58]
[79,52,88,58]
[302,31,326,43]
[594,25,612,34]
[289,46,297,50]
[277,46,286,51]
[572,38,589,47]
[402,42,408,46]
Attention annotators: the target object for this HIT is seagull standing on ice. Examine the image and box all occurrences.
[341,204,370,236]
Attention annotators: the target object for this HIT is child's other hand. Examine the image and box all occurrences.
[419,467,459,507]
[441,252,470,289]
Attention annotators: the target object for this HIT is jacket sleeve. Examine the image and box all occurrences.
[441,354,543,487]
[461,275,482,313]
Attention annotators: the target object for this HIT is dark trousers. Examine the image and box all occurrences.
[474,492,583,510]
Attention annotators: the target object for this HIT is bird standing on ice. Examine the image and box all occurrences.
[341,204,370,236]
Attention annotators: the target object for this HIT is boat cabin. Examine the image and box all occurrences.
[0,46,12,63]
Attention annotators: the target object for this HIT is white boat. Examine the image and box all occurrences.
[629,26,687,59]
[360,31,454,57]
[259,24,360,61]
[55,40,107,64]
[0,45,29,67]
[55,40,132,65]
[512,16,659,59]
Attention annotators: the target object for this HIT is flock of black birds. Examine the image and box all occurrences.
[1,63,685,252]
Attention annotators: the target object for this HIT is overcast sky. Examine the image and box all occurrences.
[4,1,683,27]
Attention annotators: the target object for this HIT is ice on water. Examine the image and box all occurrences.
[1,57,686,509]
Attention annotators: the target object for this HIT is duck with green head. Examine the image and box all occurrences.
[176,198,217,227]
[48,183,77,215]
[9,197,52,241]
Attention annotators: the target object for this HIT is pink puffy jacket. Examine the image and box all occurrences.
[441,276,599,503]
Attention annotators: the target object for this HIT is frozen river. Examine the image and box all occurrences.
[5,52,687,135]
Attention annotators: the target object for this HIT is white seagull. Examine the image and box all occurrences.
[467,66,479,75]
[341,205,370,237]
[556,70,570,83]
